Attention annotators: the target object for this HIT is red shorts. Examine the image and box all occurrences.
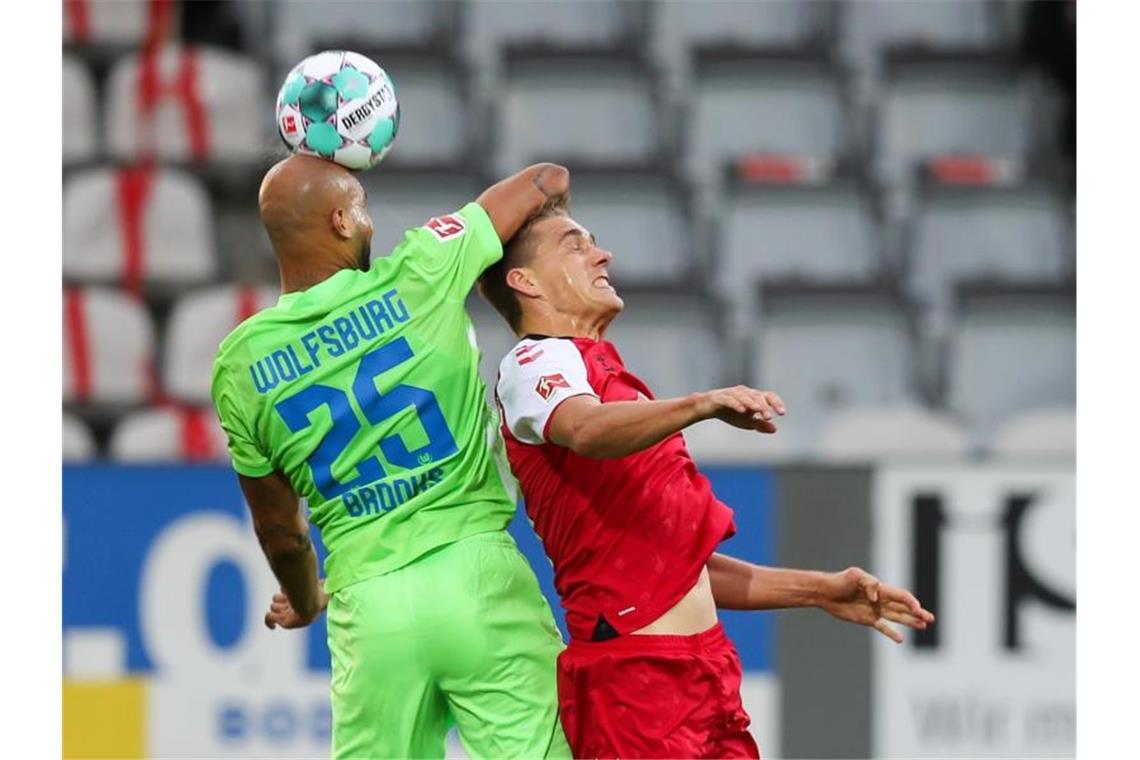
[557,622,761,759]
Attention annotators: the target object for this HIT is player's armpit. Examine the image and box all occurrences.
[476,163,570,242]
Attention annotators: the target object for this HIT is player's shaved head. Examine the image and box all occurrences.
[259,154,374,292]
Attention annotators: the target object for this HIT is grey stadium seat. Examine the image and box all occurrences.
[946,287,1075,439]
[840,0,1005,80]
[362,171,482,261]
[817,403,969,461]
[654,0,831,61]
[63,287,156,407]
[378,54,470,168]
[109,406,229,463]
[569,172,694,286]
[274,1,451,62]
[751,287,916,454]
[907,183,1074,314]
[719,183,883,301]
[686,54,848,183]
[63,413,98,462]
[988,406,1075,460]
[604,290,725,401]
[495,51,660,176]
[63,55,97,165]
[875,58,1032,188]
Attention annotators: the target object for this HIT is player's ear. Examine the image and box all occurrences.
[330,207,353,240]
[506,267,542,298]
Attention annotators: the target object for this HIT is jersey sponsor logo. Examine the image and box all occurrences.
[424,214,466,241]
[535,373,570,401]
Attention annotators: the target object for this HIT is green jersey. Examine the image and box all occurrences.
[211,202,518,593]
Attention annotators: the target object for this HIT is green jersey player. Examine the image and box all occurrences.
[211,155,572,759]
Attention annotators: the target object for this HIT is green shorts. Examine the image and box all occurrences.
[327,529,571,759]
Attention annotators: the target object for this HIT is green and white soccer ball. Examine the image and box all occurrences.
[276,50,399,171]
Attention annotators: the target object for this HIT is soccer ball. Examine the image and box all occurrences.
[276,50,400,171]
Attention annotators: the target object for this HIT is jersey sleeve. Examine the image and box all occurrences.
[392,201,503,301]
[210,359,274,478]
[496,339,599,445]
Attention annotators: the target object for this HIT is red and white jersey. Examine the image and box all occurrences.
[496,335,736,642]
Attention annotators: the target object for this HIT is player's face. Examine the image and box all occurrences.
[529,215,623,320]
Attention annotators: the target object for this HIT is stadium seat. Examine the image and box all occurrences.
[569,171,694,286]
[840,0,1005,80]
[362,170,483,260]
[274,0,453,62]
[63,287,157,406]
[105,45,265,164]
[988,406,1075,459]
[495,50,661,176]
[109,406,229,463]
[686,53,848,183]
[817,403,969,461]
[63,413,98,462]
[719,181,883,299]
[751,287,916,452]
[63,55,98,166]
[907,181,1073,315]
[604,289,725,400]
[682,418,799,466]
[653,0,832,65]
[946,286,1075,439]
[163,284,280,405]
[63,166,217,292]
[874,56,1031,188]
[63,0,166,47]
[377,54,470,168]
[466,0,641,71]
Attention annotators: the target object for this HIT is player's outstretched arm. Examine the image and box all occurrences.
[547,385,785,459]
[476,163,570,243]
[237,472,328,629]
[706,553,935,644]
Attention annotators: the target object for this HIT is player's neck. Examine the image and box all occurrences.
[276,246,361,294]
[518,312,610,342]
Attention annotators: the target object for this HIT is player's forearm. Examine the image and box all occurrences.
[254,513,322,619]
[563,394,705,458]
[708,553,827,611]
[477,163,570,242]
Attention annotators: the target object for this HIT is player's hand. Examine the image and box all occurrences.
[817,567,935,644]
[264,581,329,630]
[696,386,786,433]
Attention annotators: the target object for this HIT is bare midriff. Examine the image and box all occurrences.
[631,564,718,636]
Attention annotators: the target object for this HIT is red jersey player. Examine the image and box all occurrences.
[477,196,935,758]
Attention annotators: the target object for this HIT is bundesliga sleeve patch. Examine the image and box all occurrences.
[424,214,466,241]
[535,373,571,401]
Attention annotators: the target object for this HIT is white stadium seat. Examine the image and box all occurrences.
[163,284,281,405]
[654,1,829,62]
[988,407,1075,459]
[687,56,847,182]
[275,0,448,63]
[875,62,1031,187]
[496,52,659,175]
[63,413,98,462]
[63,55,98,165]
[109,406,229,463]
[105,45,265,164]
[947,288,1075,439]
[63,287,156,406]
[907,184,1073,313]
[817,403,969,461]
[64,0,156,47]
[63,167,216,290]
[752,289,915,452]
[362,171,483,261]
[682,418,799,466]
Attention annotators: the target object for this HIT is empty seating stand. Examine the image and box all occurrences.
[946,285,1075,442]
[105,44,265,165]
[751,285,917,454]
[685,50,849,185]
[653,0,834,66]
[495,48,662,176]
[63,166,217,294]
[63,286,157,409]
[63,55,98,166]
[109,406,229,462]
[274,0,455,64]
[361,169,483,260]
[162,284,280,405]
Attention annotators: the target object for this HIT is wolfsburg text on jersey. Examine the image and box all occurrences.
[248,288,411,394]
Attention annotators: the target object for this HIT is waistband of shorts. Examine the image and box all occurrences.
[566,621,728,655]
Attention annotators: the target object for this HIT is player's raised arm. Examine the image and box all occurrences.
[706,553,935,644]
[477,163,570,243]
[236,471,328,628]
